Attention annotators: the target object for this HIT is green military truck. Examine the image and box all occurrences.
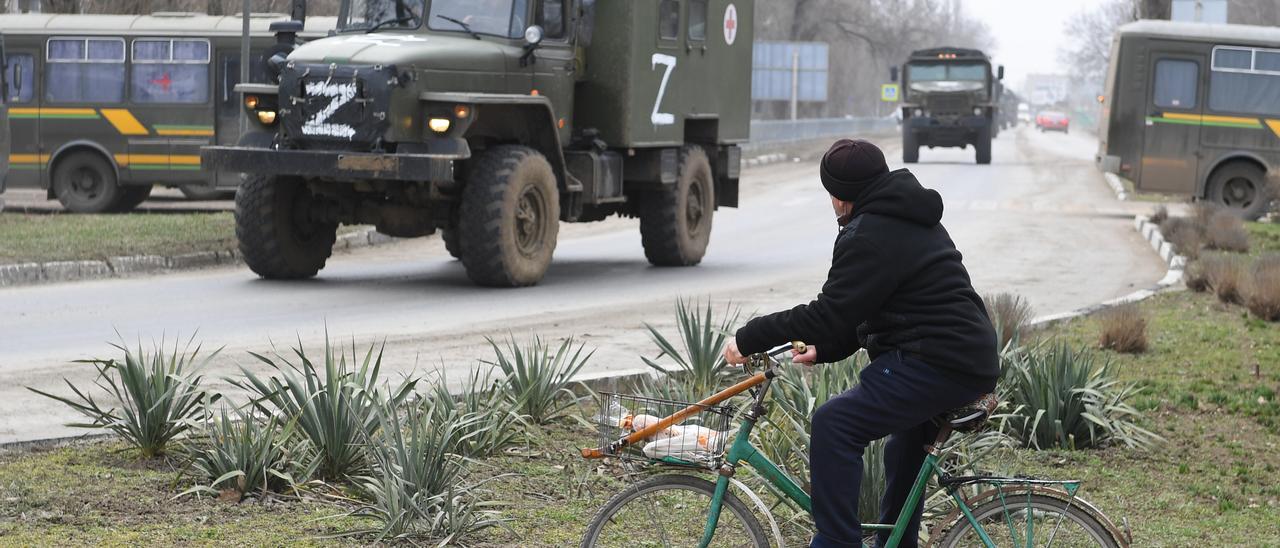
[890,47,1003,165]
[203,0,753,287]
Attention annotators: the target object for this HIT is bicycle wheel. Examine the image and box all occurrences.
[581,474,770,548]
[938,491,1122,547]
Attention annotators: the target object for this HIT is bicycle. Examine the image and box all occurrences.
[579,342,1130,547]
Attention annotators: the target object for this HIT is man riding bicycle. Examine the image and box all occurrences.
[724,139,999,548]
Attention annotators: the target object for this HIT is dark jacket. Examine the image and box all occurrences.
[735,169,999,384]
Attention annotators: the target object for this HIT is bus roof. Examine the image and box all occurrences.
[1117,19,1280,48]
[0,12,337,36]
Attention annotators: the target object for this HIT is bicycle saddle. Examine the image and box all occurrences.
[941,392,999,432]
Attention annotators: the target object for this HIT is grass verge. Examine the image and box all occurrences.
[1248,221,1280,256]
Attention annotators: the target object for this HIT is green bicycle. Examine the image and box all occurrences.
[580,343,1130,547]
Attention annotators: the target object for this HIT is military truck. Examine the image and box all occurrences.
[203,0,753,287]
[889,47,1003,165]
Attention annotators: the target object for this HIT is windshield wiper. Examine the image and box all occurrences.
[436,14,482,40]
[366,15,415,33]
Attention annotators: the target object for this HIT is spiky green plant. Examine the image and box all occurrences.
[485,335,592,424]
[642,298,741,396]
[425,367,525,458]
[28,337,217,458]
[177,405,300,501]
[1002,341,1160,449]
[230,337,417,480]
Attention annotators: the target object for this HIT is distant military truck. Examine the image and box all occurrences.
[203,0,753,287]
[890,47,1003,164]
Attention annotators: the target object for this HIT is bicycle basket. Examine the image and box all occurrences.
[595,392,735,469]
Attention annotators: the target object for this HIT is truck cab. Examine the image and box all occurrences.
[892,47,1002,165]
[204,0,753,287]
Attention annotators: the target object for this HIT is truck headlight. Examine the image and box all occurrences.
[913,108,923,117]
[973,107,983,116]
[428,118,452,133]
[256,110,278,125]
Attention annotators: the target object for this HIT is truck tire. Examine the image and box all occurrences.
[903,130,920,164]
[975,127,992,165]
[442,228,463,260]
[458,145,560,287]
[638,146,714,267]
[53,151,127,213]
[1208,162,1271,221]
[235,175,337,279]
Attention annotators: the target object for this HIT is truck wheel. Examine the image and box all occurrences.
[638,146,714,267]
[1208,162,1271,221]
[903,130,920,164]
[235,175,337,279]
[442,228,463,260]
[53,151,125,213]
[458,145,560,287]
[975,127,993,165]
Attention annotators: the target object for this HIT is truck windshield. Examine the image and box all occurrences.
[427,0,529,39]
[341,0,426,31]
[907,63,987,93]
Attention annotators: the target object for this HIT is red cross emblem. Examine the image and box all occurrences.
[150,72,172,92]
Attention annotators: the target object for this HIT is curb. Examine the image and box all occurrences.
[1103,172,1130,202]
[0,227,401,288]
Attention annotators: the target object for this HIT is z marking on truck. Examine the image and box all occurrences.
[650,53,676,126]
[302,81,358,139]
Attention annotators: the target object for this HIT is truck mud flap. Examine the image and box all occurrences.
[201,146,457,183]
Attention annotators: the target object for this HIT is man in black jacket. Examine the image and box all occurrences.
[724,139,999,548]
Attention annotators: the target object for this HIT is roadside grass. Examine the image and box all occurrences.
[1248,221,1280,256]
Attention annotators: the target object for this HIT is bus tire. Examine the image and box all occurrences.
[52,151,125,213]
[235,175,337,279]
[903,129,920,163]
[638,145,714,267]
[458,145,559,287]
[1208,162,1272,221]
[111,185,153,213]
[975,127,993,165]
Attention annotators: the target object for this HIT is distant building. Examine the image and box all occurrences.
[1022,73,1070,108]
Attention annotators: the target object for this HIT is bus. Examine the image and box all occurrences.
[1098,20,1280,220]
[0,12,334,213]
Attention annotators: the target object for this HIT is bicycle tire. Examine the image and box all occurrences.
[937,491,1123,547]
[581,474,770,548]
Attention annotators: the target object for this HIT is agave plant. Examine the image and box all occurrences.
[485,335,592,424]
[642,298,741,396]
[28,337,218,458]
[424,367,526,458]
[177,405,301,501]
[230,337,417,480]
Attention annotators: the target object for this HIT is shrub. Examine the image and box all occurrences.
[1001,342,1160,450]
[424,367,525,458]
[28,338,217,458]
[1150,205,1169,225]
[486,335,592,424]
[1163,218,1204,259]
[1184,260,1211,292]
[1205,210,1250,252]
[642,299,740,396]
[232,338,417,480]
[178,406,301,501]
[982,293,1034,350]
[1193,201,1222,229]
[1202,252,1248,304]
[1097,303,1148,354]
[1245,255,1280,321]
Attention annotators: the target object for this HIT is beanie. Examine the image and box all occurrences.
[819,139,890,202]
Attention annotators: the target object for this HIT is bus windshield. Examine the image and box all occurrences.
[427,0,529,39]
[340,0,426,32]
[907,63,987,93]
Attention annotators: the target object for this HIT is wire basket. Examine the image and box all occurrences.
[594,392,736,469]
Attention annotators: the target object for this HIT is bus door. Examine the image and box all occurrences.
[4,45,38,188]
[0,37,11,189]
[1141,52,1206,193]
[129,38,216,186]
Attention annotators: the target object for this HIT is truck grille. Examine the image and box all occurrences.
[280,64,395,150]
[925,93,969,116]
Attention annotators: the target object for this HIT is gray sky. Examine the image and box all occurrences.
[962,0,1108,93]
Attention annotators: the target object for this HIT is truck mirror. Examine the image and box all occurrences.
[524,25,545,47]
[889,66,898,82]
[997,65,1005,80]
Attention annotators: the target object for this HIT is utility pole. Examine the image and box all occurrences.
[1140,0,1172,19]
[790,49,799,121]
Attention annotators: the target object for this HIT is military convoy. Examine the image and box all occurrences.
[890,47,1003,165]
[203,0,754,287]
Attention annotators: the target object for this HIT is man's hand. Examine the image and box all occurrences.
[723,340,747,366]
[792,345,818,365]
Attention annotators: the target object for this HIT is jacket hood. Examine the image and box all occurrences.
[850,169,943,226]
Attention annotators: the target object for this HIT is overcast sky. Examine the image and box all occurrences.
[962,0,1109,93]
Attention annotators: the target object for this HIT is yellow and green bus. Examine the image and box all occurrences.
[0,12,334,213]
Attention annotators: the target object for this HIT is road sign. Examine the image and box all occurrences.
[881,83,899,102]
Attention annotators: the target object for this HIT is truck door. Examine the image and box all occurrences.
[0,37,11,190]
[1140,53,1205,193]
[214,49,265,188]
[3,45,36,188]
[530,0,575,141]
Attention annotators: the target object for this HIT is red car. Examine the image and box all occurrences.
[1036,111,1070,133]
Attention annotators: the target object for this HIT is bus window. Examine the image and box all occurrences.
[1153,59,1197,109]
[46,37,125,103]
[1210,46,1280,116]
[132,38,210,104]
[5,54,33,103]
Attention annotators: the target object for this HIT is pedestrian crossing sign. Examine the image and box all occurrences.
[881,84,899,102]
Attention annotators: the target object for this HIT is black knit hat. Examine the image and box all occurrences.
[820,139,890,201]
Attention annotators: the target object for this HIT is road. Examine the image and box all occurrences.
[0,127,1165,443]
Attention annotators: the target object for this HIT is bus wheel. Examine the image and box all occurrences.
[1208,162,1271,221]
[53,151,125,213]
[235,175,337,279]
[112,185,153,213]
[975,127,993,165]
[638,146,714,267]
[458,145,560,287]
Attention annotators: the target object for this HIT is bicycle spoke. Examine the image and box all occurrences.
[944,492,1116,548]
[588,479,762,547]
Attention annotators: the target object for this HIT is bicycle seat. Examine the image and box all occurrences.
[940,393,999,432]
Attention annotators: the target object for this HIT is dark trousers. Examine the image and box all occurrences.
[808,351,992,548]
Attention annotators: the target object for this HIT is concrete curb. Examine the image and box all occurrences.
[1103,172,1130,202]
[0,227,401,288]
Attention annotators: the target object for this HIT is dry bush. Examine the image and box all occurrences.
[1202,253,1248,304]
[1183,260,1211,292]
[1205,211,1251,252]
[983,293,1034,350]
[1098,303,1148,354]
[1163,218,1204,259]
[1150,205,1169,226]
[1245,255,1280,321]
[1193,202,1222,230]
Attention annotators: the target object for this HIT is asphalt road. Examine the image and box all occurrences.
[0,127,1165,444]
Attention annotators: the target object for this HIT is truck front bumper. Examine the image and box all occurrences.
[905,115,989,147]
[201,146,459,183]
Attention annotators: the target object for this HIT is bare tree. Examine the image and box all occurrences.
[1059,0,1137,88]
